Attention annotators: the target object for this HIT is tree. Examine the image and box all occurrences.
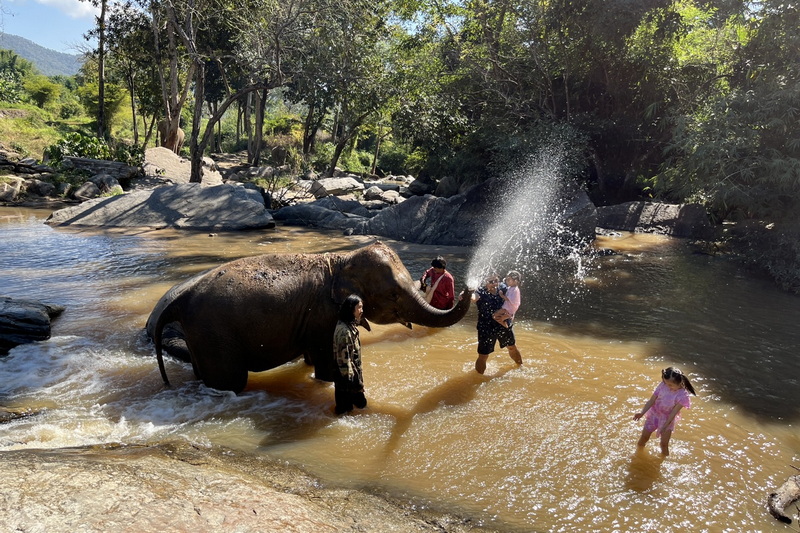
[656,1,800,220]
[105,1,162,147]
[23,75,62,108]
[0,49,36,103]
[82,0,110,138]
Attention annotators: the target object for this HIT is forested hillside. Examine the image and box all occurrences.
[0,34,82,76]
[2,0,799,223]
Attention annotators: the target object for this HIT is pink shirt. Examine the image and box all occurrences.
[645,381,691,432]
[502,285,520,316]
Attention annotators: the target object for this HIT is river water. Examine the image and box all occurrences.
[1,206,798,532]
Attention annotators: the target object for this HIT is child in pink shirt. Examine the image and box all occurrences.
[493,270,521,328]
[633,367,697,456]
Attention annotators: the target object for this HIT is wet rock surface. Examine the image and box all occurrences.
[0,442,499,533]
[0,296,64,354]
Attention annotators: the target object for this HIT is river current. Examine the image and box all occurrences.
[1,206,798,532]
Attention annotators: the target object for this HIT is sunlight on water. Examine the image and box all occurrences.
[1,208,799,532]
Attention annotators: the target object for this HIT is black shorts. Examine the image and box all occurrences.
[477,323,516,355]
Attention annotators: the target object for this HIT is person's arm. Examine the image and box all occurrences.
[659,403,684,433]
[633,393,657,420]
[333,326,355,381]
[419,268,432,288]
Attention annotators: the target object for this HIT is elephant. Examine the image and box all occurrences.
[146,241,472,393]
[157,118,185,154]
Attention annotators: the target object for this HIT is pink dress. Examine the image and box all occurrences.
[644,382,691,435]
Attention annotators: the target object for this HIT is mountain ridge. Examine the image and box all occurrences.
[0,33,83,77]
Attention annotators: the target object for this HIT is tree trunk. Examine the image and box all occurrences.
[96,0,108,139]
[143,114,156,148]
[244,92,254,164]
[189,61,205,184]
[127,65,139,146]
[251,89,266,166]
[768,474,800,524]
[327,135,349,177]
[370,123,382,175]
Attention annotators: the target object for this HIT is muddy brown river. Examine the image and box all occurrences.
[1,206,798,532]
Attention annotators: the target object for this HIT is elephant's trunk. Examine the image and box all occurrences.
[396,282,473,328]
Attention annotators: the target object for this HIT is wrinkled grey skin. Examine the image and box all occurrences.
[147,242,472,393]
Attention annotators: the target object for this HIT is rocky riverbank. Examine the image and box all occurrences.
[0,440,500,533]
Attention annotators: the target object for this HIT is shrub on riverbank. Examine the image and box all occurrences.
[726,221,800,295]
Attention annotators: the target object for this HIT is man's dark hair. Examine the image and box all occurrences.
[431,256,446,269]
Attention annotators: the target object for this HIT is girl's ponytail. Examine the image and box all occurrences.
[681,375,697,396]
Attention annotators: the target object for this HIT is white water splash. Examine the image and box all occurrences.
[467,146,577,286]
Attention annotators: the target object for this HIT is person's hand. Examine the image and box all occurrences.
[633,412,643,421]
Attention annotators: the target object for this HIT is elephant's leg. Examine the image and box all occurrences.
[187,342,249,393]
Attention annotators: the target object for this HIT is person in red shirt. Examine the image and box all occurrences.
[419,256,455,310]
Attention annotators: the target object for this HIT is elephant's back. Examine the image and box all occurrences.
[196,253,335,293]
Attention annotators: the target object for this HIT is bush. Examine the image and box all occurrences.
[377,142,411,175]
[0,70,23,103]
[727,220,800,294]
[44,132,144,166]
[23,75,62,109]
[308,142,335,173]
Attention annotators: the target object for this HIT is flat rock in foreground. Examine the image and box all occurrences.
[0,443,496,533]
[44,183,275,230]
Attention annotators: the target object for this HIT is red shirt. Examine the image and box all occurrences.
[423,268,455,310]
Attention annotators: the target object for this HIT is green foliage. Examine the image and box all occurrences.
[0,103,67,159]
[23,75,62,108]
[76,82,128,128]
[44,132,144,166]
[45,132,112,162]
[0,70,23,103]
[377,142,412,175]
[0,49,37,78]
[58,92,84,119]
[653,1,800,221]
[309,142,336,172]
[0,49,36,104]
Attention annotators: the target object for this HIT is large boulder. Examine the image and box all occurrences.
[138,147,223,187]
[351,177,597,246]
[0,297,64,355]
[45,183,275,230]
[596,201,715,239]
[272,202,366,231]
[309,176,365,198]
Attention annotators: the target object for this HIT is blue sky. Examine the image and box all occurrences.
[1,0,98,53]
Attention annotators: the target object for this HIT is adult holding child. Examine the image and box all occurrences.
[472,272,523,374]
[493,270,522,328]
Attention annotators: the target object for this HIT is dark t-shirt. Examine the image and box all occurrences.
[475,286,505,330]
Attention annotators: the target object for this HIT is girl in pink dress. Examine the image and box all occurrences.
[633,367,697,456]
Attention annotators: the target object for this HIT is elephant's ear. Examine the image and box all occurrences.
[330,260,358,305]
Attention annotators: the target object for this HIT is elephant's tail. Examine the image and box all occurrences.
[153,301,181,387]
